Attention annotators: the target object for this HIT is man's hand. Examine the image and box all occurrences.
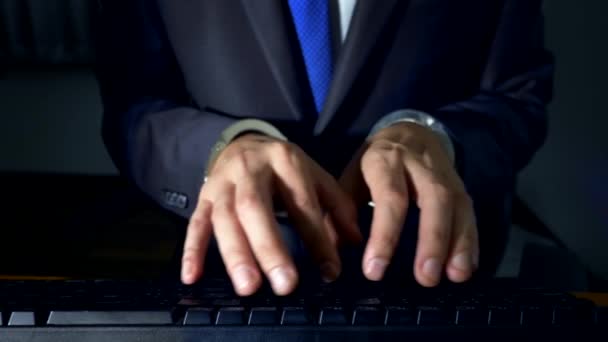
[340,122,478,287]
[181,134,362,296]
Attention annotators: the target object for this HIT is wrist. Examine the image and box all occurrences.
[370,122,445,157]
[369,109,455,164]
[206,132,267,176]
[204,120,288,183]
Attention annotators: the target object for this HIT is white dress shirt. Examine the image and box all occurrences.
[337,0,358,42]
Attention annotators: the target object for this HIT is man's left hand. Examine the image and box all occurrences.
[340,122,478,287]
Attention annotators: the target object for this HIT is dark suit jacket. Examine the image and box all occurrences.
[96,0,554,271]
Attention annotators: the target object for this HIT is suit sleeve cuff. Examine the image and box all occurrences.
[368,109,456,164]
[204,119,288,182]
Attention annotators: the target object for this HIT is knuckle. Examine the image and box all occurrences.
[230,153,252,177]
[373,231,400,251]
[253,246,287,268]
[361,146,382,161]
[270,141,296,160]
[385,147,404,162]
[430,183,454,204]
[429,228,449,246]
[292,193,316,211]
[191,199,212,220]
[369,143,402,160]
[380,189,408,209]
[183,246,203,255]
[199,184,214,201]
[189,215,206,231]
[252,242,277,256]
[211,203,232,222]
[371,139,402,152]
[221,247,251,266]
[237,192,262,212]
[361,148,384,166]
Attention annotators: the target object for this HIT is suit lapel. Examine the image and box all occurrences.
[241,0,405,130]
[240,0,313,121]
[314,0,402,134]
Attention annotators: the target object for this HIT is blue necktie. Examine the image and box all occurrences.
[287,0,333,113]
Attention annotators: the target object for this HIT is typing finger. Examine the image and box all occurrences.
[361,148,409,281]
[211,183,262,296]
[407,159,454,287]
[272,151,341,283]
[235,177,298,296]
[182,198,213,285]
[445,196,479,283]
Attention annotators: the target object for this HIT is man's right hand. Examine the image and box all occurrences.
[180,133,362,296]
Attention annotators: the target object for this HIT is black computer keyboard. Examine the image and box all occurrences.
[0,276,605,341]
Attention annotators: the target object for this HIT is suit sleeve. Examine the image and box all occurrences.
[96,1,238,218]
[432,0,554,201]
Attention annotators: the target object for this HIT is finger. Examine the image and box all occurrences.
[338,147,369,206]
[272,153,341,283]
[445,195,479,283]
[323,214,339,248]
[360,149,409,281]
[182,199,213,285]
[211,183,262,296]
[408,159,454,287]
[235,177,298,296]
[313,162,363,244]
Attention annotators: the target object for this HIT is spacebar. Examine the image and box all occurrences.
[47,311,173,325]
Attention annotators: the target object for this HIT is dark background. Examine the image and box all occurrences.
[0,1,606,283]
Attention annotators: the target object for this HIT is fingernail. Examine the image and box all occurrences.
[181,259,193,283]
[365,258,388,281]
[451,253,472,271]
[269,267,296,295]
[232,265,256,292]
[320,262,340,283]
[422,258,442,281]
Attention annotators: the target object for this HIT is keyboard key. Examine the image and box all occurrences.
[281,307,312,325]
[248,307,278,325]
[455,307,489,326]
[386,307,417,326]
[417,306,454,326]
[215,307,246,325]
[488,306,520,326]
[319,307,348,325]
[521,306,552,326]
[8,312,35,326]
[553,304,595,326]
[183,308,214,325]
[47,311,172,325]
[354,297,382,305]
[352,306,385,326]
